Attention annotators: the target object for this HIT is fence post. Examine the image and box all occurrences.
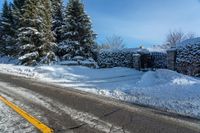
[132,54,141,70]
[167,48,177,71]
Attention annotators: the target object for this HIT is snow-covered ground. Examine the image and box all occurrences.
[0,56,200,119]
[0,55,19,64]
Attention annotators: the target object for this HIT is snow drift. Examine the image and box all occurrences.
[0,63,199,118]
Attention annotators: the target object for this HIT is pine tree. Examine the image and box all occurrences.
[59,0,96,60]
[11,0,26,56]
[51,0,63,43]
[12,0,26,10]
[37,0,57,64]
[0,0,15,55]
[17,0,56,65]
[12,0,26,28]
[17,0,41,65]
[0,13,3,55]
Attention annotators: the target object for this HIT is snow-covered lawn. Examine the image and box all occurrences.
[0,59,200,119]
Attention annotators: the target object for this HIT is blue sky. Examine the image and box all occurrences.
[1,0,200,47]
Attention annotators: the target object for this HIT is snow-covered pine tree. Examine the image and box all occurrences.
[12,0,26,28]
[0,0,15,55]
[37,0,57,64]
[17,0,56,65]
[0,13,3,55]
[12,0,26,10]
[58,0,96,61]
[17,0,41,65]
[51,0,63,43]
[11,0,26,56]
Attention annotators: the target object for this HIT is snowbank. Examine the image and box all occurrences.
[0,55,19,64]
[0,63,199,118]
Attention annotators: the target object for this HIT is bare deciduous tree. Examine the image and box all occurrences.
[99,35,126,49]
[166,30,196,47]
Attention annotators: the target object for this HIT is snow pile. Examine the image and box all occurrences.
[131,70,200,118]
[0,55,19,64]
[0,64,200,118]
[172,78,197,85]
[0,64,36,77]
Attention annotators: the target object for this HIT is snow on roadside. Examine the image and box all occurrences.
[0,55,19,64]
[0,63,200,119]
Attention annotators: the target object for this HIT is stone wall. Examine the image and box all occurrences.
[132,54,141,70]
[167,49,177,71]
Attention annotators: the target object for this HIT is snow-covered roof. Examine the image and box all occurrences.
[176,37,200,48]
[147,47,167,53]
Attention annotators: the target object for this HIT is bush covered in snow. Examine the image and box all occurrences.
[97,48,149,68]
[176,38,200,76]
[59,56,98,68]
[0,55,19,64]
[151,52,167,69]
[97,48,168,69]
[98,49,134,68]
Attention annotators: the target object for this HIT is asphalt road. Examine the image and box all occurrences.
[0,73,199,133]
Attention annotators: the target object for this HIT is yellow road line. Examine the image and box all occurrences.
[0,95,53,133]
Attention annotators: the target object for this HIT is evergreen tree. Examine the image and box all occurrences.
[17,0,56,65]
[12,0,26,10]
[0,13,3,55]
[51,0,63,43]
[59,0,96,60]
[0,0,15,55]
[10,0,26,56]
[12,0,26,28]
[17,0,41,65]
[38,0,57,64]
